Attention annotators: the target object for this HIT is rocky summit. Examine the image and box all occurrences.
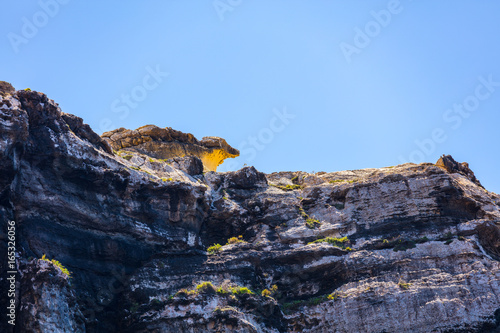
[1,81,500,333]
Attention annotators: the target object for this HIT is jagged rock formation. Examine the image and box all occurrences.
[2,81,500,333]
[102,125,239,172]
[436,154,483,188]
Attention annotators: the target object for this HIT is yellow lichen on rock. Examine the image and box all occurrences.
[200,148,239,172]
[102,125,239,172]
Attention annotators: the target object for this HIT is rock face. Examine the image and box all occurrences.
[18,259,85,333]
[101,125,239,172]
[1,81,500,333]
[436,154,483,188]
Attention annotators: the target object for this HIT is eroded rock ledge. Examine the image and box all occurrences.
[102,125,239,172]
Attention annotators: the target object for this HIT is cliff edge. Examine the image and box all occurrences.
[102,126,239,172]
[1,81,500,333]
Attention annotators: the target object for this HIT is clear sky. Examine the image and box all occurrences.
[2,1,500,192]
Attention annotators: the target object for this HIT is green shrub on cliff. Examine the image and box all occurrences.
[207,243,222,255]
[196,281,217,294]
[308,236,350,250]
[305,218,320,229]
[40,254,71,278]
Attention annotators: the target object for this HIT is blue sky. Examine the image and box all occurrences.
[2,1,500,192]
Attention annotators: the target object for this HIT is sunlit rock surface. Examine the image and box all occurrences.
[102,125,239,172]
[1,81,500,332]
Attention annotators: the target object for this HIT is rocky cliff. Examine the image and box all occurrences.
[2,81,500,332]
[101,126,239,172]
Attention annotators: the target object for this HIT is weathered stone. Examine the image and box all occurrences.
[166,156,204,175]
[61,113,113,154]
[436,154,483,187]
[224,166,268,189]
[0,81,15,96]
[2,84,500,333]
[102,125,239,171]
[18,259,85,333]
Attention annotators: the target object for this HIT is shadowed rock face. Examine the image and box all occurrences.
[102,125,239,172]
[2,83,500,333]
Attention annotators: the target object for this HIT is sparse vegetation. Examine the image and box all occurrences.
[24,88,31,91]
[40,254,71,277]
[377,236,430,251]
[207,243,222,255]
[308,236,350,250]
[282,295,329,314]
[327,291,341,301]
[305,218,321,229]
[298,207,308,218]
[398,278,411,290]
[261,289,271,297]
[415,236,429,244]
[122,155,133,160]
[393,239,416,252]
[271,184,303,191]
[172,281,255,300]
[226,235,246,245]
[441,232,454,244]
[230,286,253,295]
[213,306,238,313]
[175,288,196,297]
[196,281,217,294]
[329,179,358,184]
[261,284,278,297]
[299,206,321,229]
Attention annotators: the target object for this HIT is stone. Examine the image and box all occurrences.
[166,156,204,176]
[2,83,500,332]
[223,166,268,189]
[102,125,239,172]
[0,81,15,96]
[436,154,483,187]
[18,259,85,333]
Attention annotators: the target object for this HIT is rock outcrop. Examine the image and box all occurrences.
[1,81,500,333]
[436,154,483,188]
[102,125,239,172]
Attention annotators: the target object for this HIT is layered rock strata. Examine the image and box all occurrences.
[102,126,239,172]
[1,81,500,332]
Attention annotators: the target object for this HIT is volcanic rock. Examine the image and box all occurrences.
[1,83,500,333]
